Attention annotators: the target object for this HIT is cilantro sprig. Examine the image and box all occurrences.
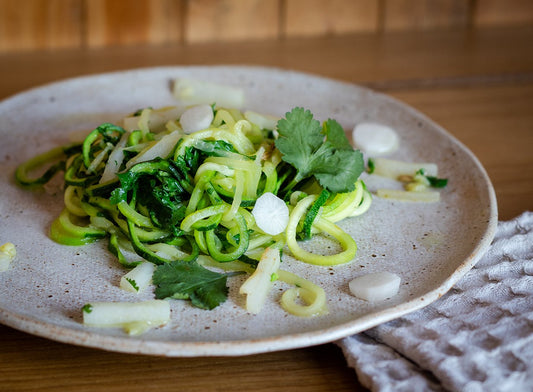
[153,260,231,310]
[275,107,364,194]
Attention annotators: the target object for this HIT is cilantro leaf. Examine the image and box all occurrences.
[275,107,364,193]
[275,108,324,177]
[322,118,353,151]
[415,169,448,188]
[427,176,448,188]
[152,260,229,310]
[81,304,93,314]
[125,277,139,292]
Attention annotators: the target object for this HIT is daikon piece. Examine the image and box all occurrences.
[376,189,440,202]
[371,157,438,179]
[99,132,129,183]
[239,247,281,314]
[252,192,289,235]
[353,122,399,156]
[349,272,401,302]
[180,104,214,134]
[125,130,182,168]
[82,300,170,335]
[173,78,245,108]
[120,262,155,294]
[123,106,184,133]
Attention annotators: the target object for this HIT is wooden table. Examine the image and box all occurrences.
[1,25,532,392]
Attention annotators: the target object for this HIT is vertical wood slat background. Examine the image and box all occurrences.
[85,0,183,47]
[0,0,533,53]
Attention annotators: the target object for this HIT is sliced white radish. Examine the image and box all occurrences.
[147,106,184,133]
[122,107,184,133]
[371,157,438,179]
[239,247,281,314]
[120,261,155,294]
[252,192,289,235]
[353,122,399,156]
[349,272,401,302]
[244,110,280,130]
[122,116,140,133]
[82,300,170,335]
[125,130,182,169]
[376,189,440,203]
[173,78,245,109]
[87,143,113,174]
[180,104,214,134]
[99,131,129,183]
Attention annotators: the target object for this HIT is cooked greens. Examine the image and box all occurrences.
[15,105,372,313]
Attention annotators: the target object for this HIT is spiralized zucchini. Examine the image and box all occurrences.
[278,269,328,317]
[15,104,372,317]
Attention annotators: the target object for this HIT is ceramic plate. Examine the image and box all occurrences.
[0,66,497,356]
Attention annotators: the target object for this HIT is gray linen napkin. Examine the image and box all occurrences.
[337,212,533,392]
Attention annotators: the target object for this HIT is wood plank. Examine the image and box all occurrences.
[283,0,379,37]
[147,0,183,44]
[85,0,183,47]
[382,0,471,31]
[2,25,533,100]
[184,0,280,43]
[0,324,363,392]
[473,0,533,27]
[0,0,82,52]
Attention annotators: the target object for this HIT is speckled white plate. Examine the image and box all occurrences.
[0,66,497,356]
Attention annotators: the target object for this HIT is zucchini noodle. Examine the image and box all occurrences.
[286,194,358,266]
[64,185,87,217]
[15,103,372,318]
[278,269,328,317]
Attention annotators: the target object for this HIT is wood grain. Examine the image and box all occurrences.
[2,0,533,52]
[381,0,471,31]
[473,0,533,27]
[184,0,280,42]
[85,0,183,47]
[0,0,82,51]
[283,0,379,37]
[0,324,361,392]
[2,25,533,100]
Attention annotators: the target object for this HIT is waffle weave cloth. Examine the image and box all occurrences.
[337,211,533,392]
